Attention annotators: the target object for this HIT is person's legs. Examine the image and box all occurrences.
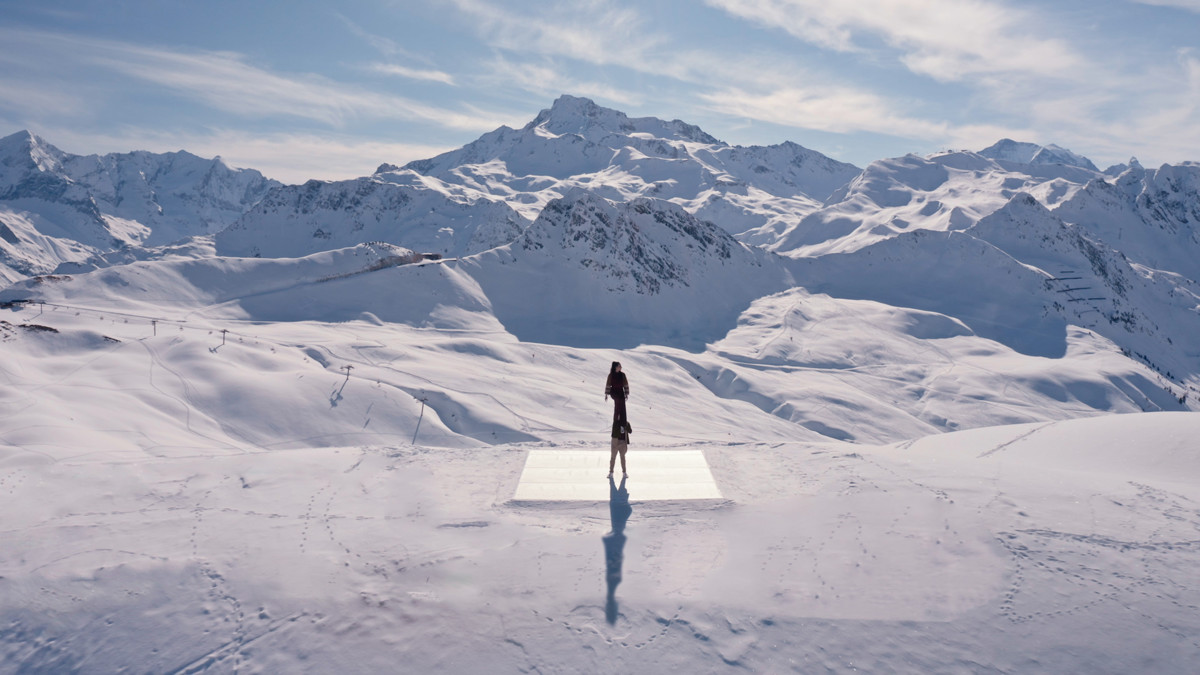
[609,398,628,477]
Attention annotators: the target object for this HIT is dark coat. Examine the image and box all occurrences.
[605,372,629,400]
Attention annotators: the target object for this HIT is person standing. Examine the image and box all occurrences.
[605,361,629,426]
[605,362,631,478]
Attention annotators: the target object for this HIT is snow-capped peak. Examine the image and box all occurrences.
[0,130,67,180]
[0,132,281,281]
[525,95,720,145]
[979,138,1099,172]
[396,95,859,239]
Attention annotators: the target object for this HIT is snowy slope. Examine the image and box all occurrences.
[2,295,1199,672]
[782,193,1200,401]
[1054,160,1200,283]
[8,191,793,350]
[771,149,1101,256]
[970,194,1200,386]
[0,242,495,330]
[0,206,101,285]
[0,130,278,281]
[459,191,792,350]
[215,172,528,259]
[0,262,1188,447]
[396,95,861,240]
[3,219,1187,449]
[746,137,1200,403]
[979,138,1101,171]
[664,286,1186,444]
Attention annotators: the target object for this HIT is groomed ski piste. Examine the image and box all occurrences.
[2,254,1199,673]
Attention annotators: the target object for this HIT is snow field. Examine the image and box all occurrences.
[3,291,1200,672]
[3,404,1199,672]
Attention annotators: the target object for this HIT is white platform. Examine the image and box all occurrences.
[513,449,723,501]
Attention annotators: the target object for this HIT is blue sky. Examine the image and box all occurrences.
[2,0,1199,183]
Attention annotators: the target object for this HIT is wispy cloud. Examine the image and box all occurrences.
[1103,50,1200,164]
[484,57,641,107]
[440,0,983,150]
[441,0,664,67]
[0,27,497,131]
[91,46,480,128]
[337,12,457,85]
[704,0,1085,82]
[188,132,456,184]
[1129,0,1200,12]
[0,78,87,117]
[431,0,1200,168]
[439,0,860,105]
[334,11,405,58]
[698,85,1037,152]
[692,0,1200,166]
[701,86,946,138]
[369,63,457,85]
[8,0,1195,177]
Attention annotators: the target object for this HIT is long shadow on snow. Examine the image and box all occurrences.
[603,475,632,625]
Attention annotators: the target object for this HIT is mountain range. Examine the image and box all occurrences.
[2,94,1199,440]
[0,130,278,283]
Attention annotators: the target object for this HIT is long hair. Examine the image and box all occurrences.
[609,361,621,376]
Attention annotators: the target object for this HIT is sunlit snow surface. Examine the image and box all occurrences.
[2,294,1199,673]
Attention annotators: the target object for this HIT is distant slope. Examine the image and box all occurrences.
[215,172,528,259]
[770,149,1101,256]
[0,242,496,330]
[0,130,278,281]
[783,192,1200,399]
[459,191,792,350]
[5,197,1188,447]
[757,141,1200,399]
[1054,160,1200,282]
[979,138,1100,171]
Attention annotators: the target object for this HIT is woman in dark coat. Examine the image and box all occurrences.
[605,361,629,426]
[605,362,631,477]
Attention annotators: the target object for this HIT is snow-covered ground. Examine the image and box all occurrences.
[3,286,1198,673]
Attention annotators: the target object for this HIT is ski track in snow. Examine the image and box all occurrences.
[976,421,1058,458]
